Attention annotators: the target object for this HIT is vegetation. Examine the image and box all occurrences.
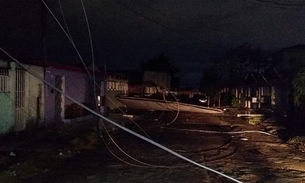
[65,103,89,119]
[199,44,267,106]
[140,53,180,88]
[293,67,305,106]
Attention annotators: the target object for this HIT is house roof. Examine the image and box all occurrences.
[30,60,106,78]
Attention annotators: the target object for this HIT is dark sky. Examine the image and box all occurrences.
[1,0,305,87]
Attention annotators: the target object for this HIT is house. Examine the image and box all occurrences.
[143,71,171,96]
[222,45,305,110]
[0,60,44,134]
[106,69,142,96]
[43,62,105,125]
[229,78,271,109]
[104,76,128,111]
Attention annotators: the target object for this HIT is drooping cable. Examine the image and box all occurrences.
[1,48,244,183]
[41,0,150,141]
[114,0,227,49]
[78,0,154,167]
[163,127,275,136]
[58,0,73,42]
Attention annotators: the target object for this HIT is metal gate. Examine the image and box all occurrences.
[0,69,9,92]
[15,70,26,131]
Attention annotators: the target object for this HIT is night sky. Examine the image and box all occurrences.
[1,0,305,87]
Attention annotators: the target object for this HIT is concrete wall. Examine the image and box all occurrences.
[24,64,45,128]
[0,61,45,134]
[44,67,93,125]
[0,61,13,133]
[0,93,13,134]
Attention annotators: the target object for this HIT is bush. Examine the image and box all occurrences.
[65,103,85,119]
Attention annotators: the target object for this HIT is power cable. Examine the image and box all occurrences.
[163,127,275,136]
[41,0,150,139]
[114,0,228,49]
[132,0,255,38]
[1,48,244,183]
[237,0,305,10]
[77,0,156,167]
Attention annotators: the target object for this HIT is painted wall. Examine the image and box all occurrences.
[0,61,45,134]
[23,64,45,129]
[0,93,13,133]
[44,66,93,125]
[0,61,13,133]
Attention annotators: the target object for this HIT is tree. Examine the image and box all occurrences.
[140,53,180,88]
[199,64,223,106]
[293,67,305,106]
[217,44,268,85]
[200,64,222,96]
[200,44,268,106]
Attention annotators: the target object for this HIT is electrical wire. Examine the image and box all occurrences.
[41,0,150,139]
[114,0,228,49]
[132,0,255,38]
[58,0,73,42]
[237,0,305,10]
[163,126,275,136]
[78,0,156,168]
[1,48,244,183]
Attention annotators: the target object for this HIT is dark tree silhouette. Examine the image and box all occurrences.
[200,64,222,96]
[217,44,267,86]
[199,44,268,106]
[140,53,180,88]
[293,67,305,106]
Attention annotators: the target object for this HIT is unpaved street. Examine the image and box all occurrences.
[1,112,305,183]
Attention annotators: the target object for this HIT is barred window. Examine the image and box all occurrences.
[0,69,9,92]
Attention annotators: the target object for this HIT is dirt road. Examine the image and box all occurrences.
[1,112,305,183]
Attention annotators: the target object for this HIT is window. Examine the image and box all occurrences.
[0,69,9,92]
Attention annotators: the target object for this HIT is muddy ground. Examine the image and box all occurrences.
[1,111,305,183]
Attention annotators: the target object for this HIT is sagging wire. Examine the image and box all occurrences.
[42,0,150,140]
[98,123,149,167]
[58,0,73,42]
[163,127,275,136]
[163,90,180,126]
[79,0,154,167]
[104,94,152,139]
[1,48,244,183]
[98,119,166,168]
[42,0,155,168]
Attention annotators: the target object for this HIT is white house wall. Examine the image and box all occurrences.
[25,65,45,127]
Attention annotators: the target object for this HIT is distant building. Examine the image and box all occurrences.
[221,45,305,110]
[143,71,171,96]
[105,76,128,110]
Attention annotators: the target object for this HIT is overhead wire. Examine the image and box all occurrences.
[114,0,228,49]
[42,0,151,139]
[1,48,244,183]
[237,0,305,10]
[73,0,156,167]
[163,127,276,136]
[132,0,255,38]
[80,0,158,168]
[254,0,305,7]
[58,0,73,41]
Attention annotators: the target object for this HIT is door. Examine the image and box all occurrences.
[54,75,65,122]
